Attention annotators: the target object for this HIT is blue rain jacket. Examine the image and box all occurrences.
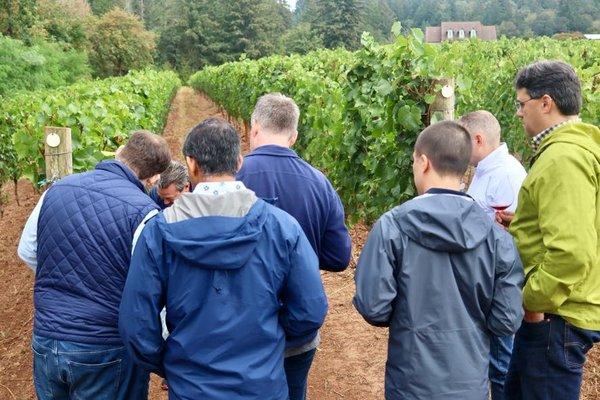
[119,192,327,400]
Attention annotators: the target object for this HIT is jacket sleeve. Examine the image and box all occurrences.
[119,222,166,377]
[353,215,399,327]
[318,188,352,272]
[523,149,597,312]
[487,232,525,336]
[17,191,47,271]
[280,230,328,347]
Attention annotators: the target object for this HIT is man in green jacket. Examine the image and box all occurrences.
[499,60,600,399]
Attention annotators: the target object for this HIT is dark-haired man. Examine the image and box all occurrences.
[18,130,171,400]
[119,118,328,400]
[501,60,600,399]
[354,121,524,400]
[149,160,190,209]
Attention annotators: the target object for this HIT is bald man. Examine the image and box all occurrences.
[459,110,526,400]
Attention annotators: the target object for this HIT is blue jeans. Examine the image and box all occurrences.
[489,334,514,400]
[284,349,316,400]
[504,314,600,400]
[32,334,149,400]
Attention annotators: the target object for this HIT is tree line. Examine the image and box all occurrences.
[1,0,598,80]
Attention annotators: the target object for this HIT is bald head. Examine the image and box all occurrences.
[459,110,501,164]
[459,110,501,144]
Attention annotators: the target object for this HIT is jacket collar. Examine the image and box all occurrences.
[247,144,300,159]
[474,143,509,175]
[95,160,145,192]
[425,188,472,199]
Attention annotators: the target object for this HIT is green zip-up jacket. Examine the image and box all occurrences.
[510,120,600,330]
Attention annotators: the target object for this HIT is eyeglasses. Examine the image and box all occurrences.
[515,97,539,111]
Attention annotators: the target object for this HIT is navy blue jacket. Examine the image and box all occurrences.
[237,145,351,271]
[35,160,158,344]
[119,194,327,400]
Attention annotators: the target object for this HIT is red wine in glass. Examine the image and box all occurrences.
[485,176,515,213]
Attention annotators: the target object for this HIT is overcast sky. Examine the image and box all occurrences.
[287,0,297,10]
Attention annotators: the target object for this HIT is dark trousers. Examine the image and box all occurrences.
[284,349,317,400]
[32,334,149,400]
[505,314,600,400]
[490,334,514,400]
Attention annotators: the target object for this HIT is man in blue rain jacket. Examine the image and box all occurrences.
[119,118,328,400]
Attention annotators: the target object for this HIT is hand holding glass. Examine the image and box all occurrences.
[485,176,515,212]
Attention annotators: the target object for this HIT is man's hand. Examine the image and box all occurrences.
[496,210,515,229]
[524,309,546,323]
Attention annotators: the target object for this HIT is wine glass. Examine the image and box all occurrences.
[485,175,515,213]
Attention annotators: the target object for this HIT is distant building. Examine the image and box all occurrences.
[584,34,600,40]
[426,22,497,43]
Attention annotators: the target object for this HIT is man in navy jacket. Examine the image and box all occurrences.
[237,93,351,400]
[18,130,171,400]
[119,118,328,400]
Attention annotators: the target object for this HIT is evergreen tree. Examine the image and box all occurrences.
[315,0,363,49]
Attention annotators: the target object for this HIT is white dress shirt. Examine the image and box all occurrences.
[467,143,527,220]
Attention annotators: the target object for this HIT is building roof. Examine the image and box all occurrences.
[425,21,497,43]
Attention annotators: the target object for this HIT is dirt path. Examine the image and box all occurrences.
[161,87,249,161]
[1,87,599,400]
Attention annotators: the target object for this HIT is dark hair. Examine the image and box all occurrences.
[515,60,582,116]
[414,121,472,177]
[118,130,171,180]
[182,118,240,176]
[158,160,188,191]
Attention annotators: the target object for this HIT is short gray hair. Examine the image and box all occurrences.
[251,93,300,137]
[158,160,189,191]
[458,110,501,145]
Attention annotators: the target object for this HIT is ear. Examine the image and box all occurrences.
[420,153,431,174]
[186,156,198,177]
[236,154,244,173]
[413,152,429,174]
[288,131,298,147]
[146,174,160,188]
[474,133,484,146]
[250,122,260,138]
[183,182,191,192]
[540,94,554,114]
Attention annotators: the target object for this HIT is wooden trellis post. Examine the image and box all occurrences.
[44,127,73,183]
[428,78,474,189]
[428,77,455,124]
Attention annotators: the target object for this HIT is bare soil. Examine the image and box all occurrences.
[1,87,598,400]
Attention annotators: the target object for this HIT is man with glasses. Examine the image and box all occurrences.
[498,60,600,399]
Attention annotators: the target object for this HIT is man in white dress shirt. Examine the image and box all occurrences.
[459,110,527,400]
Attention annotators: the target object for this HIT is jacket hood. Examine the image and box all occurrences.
[156,191,264,270]
[398,192,493,252]
[537,121,600,162]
